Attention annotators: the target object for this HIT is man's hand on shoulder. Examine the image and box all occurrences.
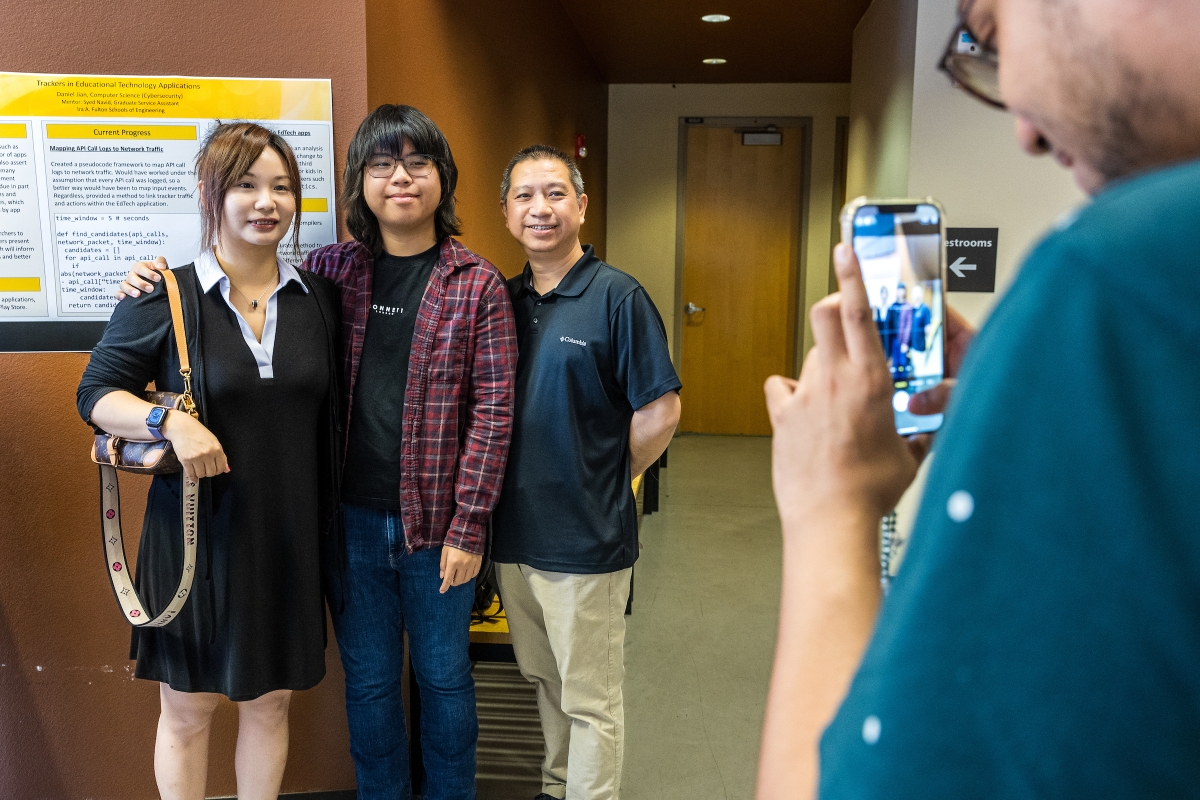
[115,256,169,301]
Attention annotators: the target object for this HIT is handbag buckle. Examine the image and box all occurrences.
[179,368,199,419]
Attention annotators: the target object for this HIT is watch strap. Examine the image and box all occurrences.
[146,406,168,441]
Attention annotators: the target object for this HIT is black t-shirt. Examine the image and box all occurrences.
[341,244,439,508]
[491,246,681,573]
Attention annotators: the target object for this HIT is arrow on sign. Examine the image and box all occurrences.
[949,256,977,279]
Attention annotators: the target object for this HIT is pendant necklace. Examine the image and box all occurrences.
[231,279,275,312]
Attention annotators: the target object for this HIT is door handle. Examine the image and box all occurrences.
[684,302,706,315]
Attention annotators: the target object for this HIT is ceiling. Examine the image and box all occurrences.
[557,0,874,84]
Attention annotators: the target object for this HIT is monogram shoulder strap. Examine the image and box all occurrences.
[98,267,199,627]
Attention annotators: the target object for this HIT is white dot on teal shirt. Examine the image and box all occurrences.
[862,715,881,745]
[947,490,974,522]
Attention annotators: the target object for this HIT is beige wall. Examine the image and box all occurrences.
[606,83,852,362]
[847,0,1088,556]
[846,0,919,199]
[907,0,1085,327]
[848,0,1086,328]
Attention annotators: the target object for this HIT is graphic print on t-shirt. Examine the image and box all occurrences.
[341,244,440,508]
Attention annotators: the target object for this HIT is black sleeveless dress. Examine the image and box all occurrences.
[79,269,339,701]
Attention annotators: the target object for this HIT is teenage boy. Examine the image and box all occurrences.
[757,0,1200,798]
[492,145,681,800]
[118,105,517,800]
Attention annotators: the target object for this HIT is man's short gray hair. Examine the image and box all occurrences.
[501,144,584,203]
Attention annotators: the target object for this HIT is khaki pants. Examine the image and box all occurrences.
[495,562,633,800]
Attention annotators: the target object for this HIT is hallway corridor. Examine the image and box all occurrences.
[623,435,781,800]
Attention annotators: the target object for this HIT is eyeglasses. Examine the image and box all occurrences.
[938,2,1004,110]
[366,153,436,179]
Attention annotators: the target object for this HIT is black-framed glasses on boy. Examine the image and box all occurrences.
[938,1,1005,110]
[366,153,436,179]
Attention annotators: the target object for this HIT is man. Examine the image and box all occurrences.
[757,1,1200,798]
[907,283,932,355]
[118,105,517,800]
[873,285,891,352]
[491,145,681,800]
[883,284,913,378]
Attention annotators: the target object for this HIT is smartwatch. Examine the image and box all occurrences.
[146,406,170,441]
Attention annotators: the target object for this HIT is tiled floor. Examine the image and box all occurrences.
[475,434,781,800]
[622,434,780,800]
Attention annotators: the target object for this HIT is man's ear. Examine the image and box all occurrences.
[499,199,507,219]
[577,192,588,224]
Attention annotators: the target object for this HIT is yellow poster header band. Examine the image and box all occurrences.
[47,124,197,140]
[0,73,332,121]
[300,198,329,213]
[0,123,27,138]
[0,278,41,292]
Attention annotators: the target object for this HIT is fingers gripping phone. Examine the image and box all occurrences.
[840,197,947,435]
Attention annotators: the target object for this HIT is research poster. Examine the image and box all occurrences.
[0,72,337,351]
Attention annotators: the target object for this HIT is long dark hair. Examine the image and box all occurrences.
[341,104,461,255]
[196,122,303,260]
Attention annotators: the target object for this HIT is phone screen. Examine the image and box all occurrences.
[851,203,945,435]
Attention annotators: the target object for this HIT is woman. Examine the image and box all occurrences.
[78,122,342,800]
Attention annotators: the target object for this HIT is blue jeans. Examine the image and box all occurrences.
[329,504,478,800]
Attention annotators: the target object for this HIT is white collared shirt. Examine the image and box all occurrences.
[194,249,308,379]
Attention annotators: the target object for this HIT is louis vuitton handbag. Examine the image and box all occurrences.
[90,268,200,628]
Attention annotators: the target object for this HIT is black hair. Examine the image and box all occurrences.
[341,104,461,255]
[501,144,584,203]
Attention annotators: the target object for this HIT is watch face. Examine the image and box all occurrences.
[147,406,168,427]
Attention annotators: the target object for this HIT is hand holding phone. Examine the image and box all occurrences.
[841,198,948,435]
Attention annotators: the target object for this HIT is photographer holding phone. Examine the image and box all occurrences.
[757,0,1200,798]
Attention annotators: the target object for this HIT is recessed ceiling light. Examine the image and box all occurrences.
[701,14,731,22]
[702,58,728,65]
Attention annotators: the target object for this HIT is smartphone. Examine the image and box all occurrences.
[840,197,947,435]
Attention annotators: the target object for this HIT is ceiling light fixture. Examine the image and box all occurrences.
[701,14,731,22]
[702,58,727,65]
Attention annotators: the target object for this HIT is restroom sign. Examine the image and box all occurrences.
[945,227,998,292]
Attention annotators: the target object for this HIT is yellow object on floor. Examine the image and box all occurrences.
[470,475,644,644]
[470,599,510,642]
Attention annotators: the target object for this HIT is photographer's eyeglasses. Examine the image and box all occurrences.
[367,154,436,179]
[938,3,1005,110]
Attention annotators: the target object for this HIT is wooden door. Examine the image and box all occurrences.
[679,125,803,435]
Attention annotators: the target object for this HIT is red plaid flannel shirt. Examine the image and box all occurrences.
[304,237,517,555]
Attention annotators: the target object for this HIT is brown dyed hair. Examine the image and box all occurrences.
[195,122,303,259]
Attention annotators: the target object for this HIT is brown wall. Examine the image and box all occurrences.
[365,0,609,277]
[0,0,368,797]
[0,1,610,797]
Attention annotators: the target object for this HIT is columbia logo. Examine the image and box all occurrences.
[372,304,403,315]
[560,336,587,347]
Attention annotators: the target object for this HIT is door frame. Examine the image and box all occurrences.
[673,116,814,379]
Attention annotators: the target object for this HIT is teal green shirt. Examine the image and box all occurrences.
[821,160,1200,797]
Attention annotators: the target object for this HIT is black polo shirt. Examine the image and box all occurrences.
[492,246,681,574]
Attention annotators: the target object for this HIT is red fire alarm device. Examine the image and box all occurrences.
[575,134,587,159]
